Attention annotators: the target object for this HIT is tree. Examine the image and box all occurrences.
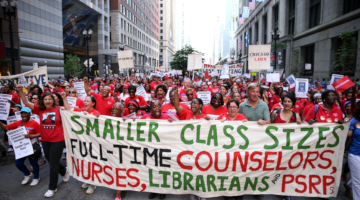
[170,45,204,74]
[63,54,85,78]
[289,49,304,77]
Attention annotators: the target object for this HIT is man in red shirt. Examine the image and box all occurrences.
[200,82,210,92]
[83,77,115,116]
[124,85,148,110]
[51,82,64,94]
[4,84,19,115]
[150,75,162,91]
[164,75,174,89]
[312,81,322,91]
[179,78,197,102]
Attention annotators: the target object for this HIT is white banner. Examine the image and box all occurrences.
[8,126,34,159]
[187,54,203,70]
[286,74,296,88]
[202,64,222,76]
[118,50,134,69]
[0,94,12,121]
[197,91,211,105]
[229,63,243,76]
[266,73,280,83]
[0,66,48,87]
[135,86,149,101]
[61,110,348,198]
[248,45,271,70]
[67,97,77,108]
[74,82,87,101]
[295,78,309,98]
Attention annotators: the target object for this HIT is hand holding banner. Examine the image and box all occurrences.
[117,50,134,69]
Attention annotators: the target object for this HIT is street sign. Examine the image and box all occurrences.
[84,58,94,68]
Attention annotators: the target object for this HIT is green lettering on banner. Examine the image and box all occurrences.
[244,177,258,191]
[237,125,249,149]
[86,118,99,137]
[136,122,146,142]
[181,124,194,145]
[258,176,269,192]
[149,169,159,187]
[206,175,217,192]
[149,122,160,142]
[328,125,342,148]
[298,128,313,149]
[196,175,206,192]
[316,127,329,148]
[71,115,84,135]
[229,176,241,191]
[223,125,235,149]
[103,119,114,139]
[196,125,206,144]
[173,172,182,189]
[127,122,134,141]
[264,126,279,149]
[184,172,194,191]
[218,176,228,191]
[282,129,295,150]
[207,125,218,146]
[159,171,170,188]
[116,121,124,140]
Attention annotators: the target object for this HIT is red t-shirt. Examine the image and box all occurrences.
[51,88,64,94]
[304,104,344,123]
[90,92,115,116]
[185,114,208,120]
[179,88,198,102]
[7,120,40,134]
[268,94,281,111]
[302,102,315,117]
[76,98,85,109]
[274,113,296,123]
[74,108,100,115]
[202,105,228,115]
[161,103,191,120]
[140,113,172,120]
[150,81,162,91]
[292,101,303,114]
[9,92,19,115]
[216,113,247,121]
[271,103,283,112]
[210,87,219,93]
[124,95,147,108]
[33,105,64,142]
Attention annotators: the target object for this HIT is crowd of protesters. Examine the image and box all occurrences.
[0,72,359,200]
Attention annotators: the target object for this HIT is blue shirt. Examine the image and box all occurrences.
[322,81,327,89]
[349,118,360,155]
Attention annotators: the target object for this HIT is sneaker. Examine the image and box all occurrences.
[7,147,13,152]
[81,183,90,189]
[44,189,57,198]
[63,167,70,182]
[86,185,96,194]
[21,172,33,185]
[30,178,40,186]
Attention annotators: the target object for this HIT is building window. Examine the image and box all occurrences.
[160,36,163,40]
[263,14,267,44]
[160,23,163,27]
[160,10,163,14]
[288,0,295,35]
[160,29,163,33]
[160,4,163,7]
[160,49,163,53]
[160,16,163,20]
[273,4,279,30]
[249,28,252,45]
[121,34,123,43]
[309,0,321,28]
[255,22,259,44]
[110,32,111,41]
[343,0,360,14]
[303,44,315,76]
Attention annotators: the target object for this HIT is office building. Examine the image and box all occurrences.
[159,0,175,71]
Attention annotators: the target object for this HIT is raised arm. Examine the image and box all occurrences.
[0,121,8,131]
[60,92,71,110]
[16,84,34,110]
[173,86,184,114]
[83,77,91,95]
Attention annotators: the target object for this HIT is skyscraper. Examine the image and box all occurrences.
[159,0,175,71]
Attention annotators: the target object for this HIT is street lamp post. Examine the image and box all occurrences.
[83,29,93,77]
[1,0,17,75]
[271,28,281,70]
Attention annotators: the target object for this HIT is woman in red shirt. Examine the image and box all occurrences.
[271,94,302,124]
[210,80,219,94]
[122,100,146,119]
[302,92,322,121]
[202,93,228,115]
[185,88,195,102]
[155,85,167,104]
[69,88,84,109]
[216,100,248,122]
[186,98,211,120]
[0,107,41,186]
[70,95,100,116]
[162,87,191,120]
[17,85,70,198]
[304,90,346,124]
[220,84,230,104]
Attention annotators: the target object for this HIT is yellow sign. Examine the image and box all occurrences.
[252,72,257,76]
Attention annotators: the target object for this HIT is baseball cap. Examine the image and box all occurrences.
[165,75,173,80]
[20,107,32,114]
[14,104,22,109]
[43,84,49,88]
[124,83,130,89]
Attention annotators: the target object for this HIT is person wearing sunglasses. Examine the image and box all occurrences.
[202,93,228,115]
[217,99,248,122]
[68,88,84,109]
[179,78,198,102]
[185,88,195,102]
[122,100,146,119]
[124,85,148,110]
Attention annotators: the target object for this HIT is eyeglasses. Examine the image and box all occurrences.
[328,95,337,98]
[228,106,239,109]
[129,91,136,94]
[186,93,194,96]
[32,97,38,100]
[69,91,76,94]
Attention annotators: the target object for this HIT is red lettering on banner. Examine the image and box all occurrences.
[103,166,114,185]
[214,152,229,172]
[81,160,91,180]
[116,168,127,187]
[72,157,80,176]
[92,162,103,183]
[232,151,249,172]
[282,174,294,192]
[276,152,287,170]
[195,151,213,171]
[127,168,140,187]
[249,151,262,171]
[263,152,276,171]
[177,151,194,170]
[289,152,303,169]
[323,176,335,195]
[295,175,307,193]
[309,175,321,194]
[303,152,319,169]
[318,150,334,169]
[254,57,267,61]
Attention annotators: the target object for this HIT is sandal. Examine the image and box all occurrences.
[38,160,46,166]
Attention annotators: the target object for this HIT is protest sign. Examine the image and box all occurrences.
[273,69,284,77]
[7,126,34,159]
[187,54,203,70]
[328,74,344,90]
[207,114,219,119]
[286,74,296,88]
[62,110,348,198]
[118,50,134,69]
[0,94,12,120]
[74,82,87,101]
[30,114,40,124]
[197,91,211,105]
[203,64,222,75]
[135,86,149,101]
[7,115,17,125]
[0,66,48,87]
[331,76,354,93]
[14,111,22,121]
[67,97,77,108]
[168,114,179,121]
[266,73,280,82]
[295,78,309,98]
[19,75,28,87]
[282,87,289,92]
[125,112,136,119]
[248,45,271,70]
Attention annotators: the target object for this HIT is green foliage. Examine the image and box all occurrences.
[289,49,304,77]
[332,28,359,75]
[271,41,287,50]
[63,54,85,77]
[170,45,204,72]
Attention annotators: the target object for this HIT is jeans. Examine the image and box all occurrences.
[42,140,66,190]
[15,154,40,179]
